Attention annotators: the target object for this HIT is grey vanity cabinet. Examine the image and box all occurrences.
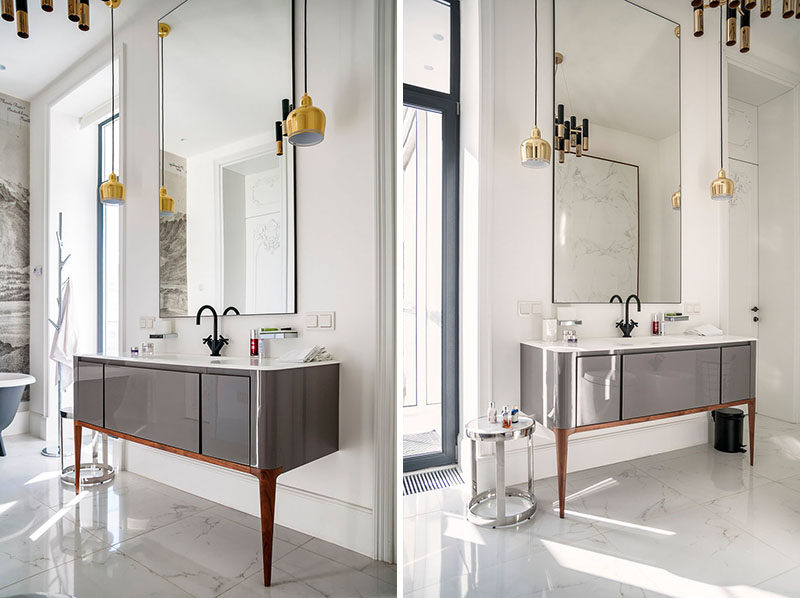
[576,356,621,426]
[201,373,250,465]
[722,345,753,402]
[104,365,200,452]
[75,361,104,427]
[622,348,721,419]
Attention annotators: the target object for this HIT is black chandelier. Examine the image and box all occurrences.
[691,0,800,53]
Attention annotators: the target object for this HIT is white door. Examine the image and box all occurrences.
[727,158,759,338]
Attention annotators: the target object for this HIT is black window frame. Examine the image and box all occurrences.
[402,0,460,472]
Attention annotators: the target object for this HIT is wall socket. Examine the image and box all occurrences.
[305,312,335,330]
[517,301,543,317]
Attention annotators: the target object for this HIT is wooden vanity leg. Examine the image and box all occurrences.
[252,467,283,587]
[554,428,570,519]
[74,421,82,494]
[748,398,756,466]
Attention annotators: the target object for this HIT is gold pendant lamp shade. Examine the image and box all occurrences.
[711,8,734,201]
[711,169,734,200]
[15,0,29,38]
[1,0,13,21]
[41,0,52,12]
[520,0,551,168]
[672,187,682,210]
[100,1,126,206]
[286,0,326,147]
[100,172,126,204]
[159,186,174,217]
[67,0,78,21]
[286,93,325,146]
[78,0,89,31]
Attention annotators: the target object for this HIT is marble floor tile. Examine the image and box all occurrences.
[206,505,313,548]
[705,481,800,562]
[115,512,294,598]
[218,567,325,597]
[756,566,800,596]
[638,446,770,503]
[275,547,395,597]
[0,548,192,597]
[0,495,109,586]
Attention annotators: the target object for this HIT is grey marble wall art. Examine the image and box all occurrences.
[159,152,188,316]
[554,153,639,303]
[0,93,31,395]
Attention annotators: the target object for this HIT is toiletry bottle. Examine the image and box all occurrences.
[502,406,512,429]
[512,406,519,423]
[487,401,497,424]
[652,313,659,335]
[250,329,259,357]
[659,312,666,336]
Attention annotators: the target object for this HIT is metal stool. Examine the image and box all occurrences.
[59,406,115,486]
[465,415,536,527]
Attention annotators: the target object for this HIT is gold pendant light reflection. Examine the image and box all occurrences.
[520,0,551,168]
[285,0,325,146]
[710,9,734,201]
[158,21,174,216]
[99,0,126,205]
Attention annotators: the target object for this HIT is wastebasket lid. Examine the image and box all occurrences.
[716,407,745,418]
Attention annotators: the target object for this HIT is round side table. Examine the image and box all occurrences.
[465,416,536,527]
[59,406,115,487]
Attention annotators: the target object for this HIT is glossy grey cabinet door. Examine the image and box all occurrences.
[576,356,620,426]
[75,361,104,427]
[201,374,249,465]
[622,348,721,419]
[722,344,752,402]
[105,365,200,452]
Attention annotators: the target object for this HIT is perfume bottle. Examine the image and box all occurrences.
[502,405,512,429]
[487,401,497,424]
[512,406,519,423]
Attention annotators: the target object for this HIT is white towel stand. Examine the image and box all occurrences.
[42,212,71,462]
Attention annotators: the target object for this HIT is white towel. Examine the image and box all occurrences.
[279,345,333,363]
[49,278,78,388]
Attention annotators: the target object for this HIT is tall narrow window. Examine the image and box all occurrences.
[98,114,121,353]
[403,0,459,471]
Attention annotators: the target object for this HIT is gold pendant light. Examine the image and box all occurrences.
[158,21,174,217]
[711,9,734,201]
[99,1,126,205]
[77,0,89,32]
[41,0,53,12]
[15,0,29,39]
[286,0,326,146]
[520,0,551,168]
[672,187,682,210]
[67,0,78,21]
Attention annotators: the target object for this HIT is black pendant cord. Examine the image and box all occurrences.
[534,0,538,125]
[719,6,723,169]
[304,0,308,94]
[111,5,116,175]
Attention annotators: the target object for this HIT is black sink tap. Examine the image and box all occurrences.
[615,294,641,338]
[222,306,240,316]
[196,305,229,356]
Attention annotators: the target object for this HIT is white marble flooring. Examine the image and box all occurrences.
[404,415,800,597]
[0,434,396,597]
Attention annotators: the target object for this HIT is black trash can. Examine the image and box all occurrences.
[713,408,746,453]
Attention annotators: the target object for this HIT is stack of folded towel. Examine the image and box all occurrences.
[279,345,334,363]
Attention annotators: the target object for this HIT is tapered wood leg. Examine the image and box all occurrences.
[74,421,82,494]
[252,467,282,586]
[554,428,570,519]
[748,398,756,466]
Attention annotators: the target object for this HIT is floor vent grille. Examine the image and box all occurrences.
[403,466,464,496]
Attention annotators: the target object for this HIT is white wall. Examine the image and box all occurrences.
[464,0,728,477]
[30,0,385,558]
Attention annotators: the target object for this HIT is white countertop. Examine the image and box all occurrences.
[522,334,756,353]
[78,353,339,371]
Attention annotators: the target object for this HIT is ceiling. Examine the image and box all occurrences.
[728,63,793,106]
[555,0,680,142]
[161,0,291,159]
[403,0,451,93]
[732,10,800,76]
[0,0,158,101]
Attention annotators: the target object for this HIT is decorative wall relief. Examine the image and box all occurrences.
[0,92,31,398]
[554,153,640,302]
[159,151,188,316]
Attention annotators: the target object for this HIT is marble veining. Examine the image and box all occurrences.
[555,153,639,303]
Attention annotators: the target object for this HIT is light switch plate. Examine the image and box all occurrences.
[139,316,155,329]
[305,314,319,329]
[306,312,335,330]
[517,301,542,317]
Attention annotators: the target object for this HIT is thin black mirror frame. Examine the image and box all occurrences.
[551,0,682,305]
[157,0,298,318]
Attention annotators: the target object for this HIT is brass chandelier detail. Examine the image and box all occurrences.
[692,0,799,53]
[2,0,120,38]
[554,103,589,163]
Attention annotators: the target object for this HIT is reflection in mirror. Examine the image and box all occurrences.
[159,0,295,317]
[553,0,680,303]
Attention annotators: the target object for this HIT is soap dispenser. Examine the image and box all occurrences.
[487,401,497,424]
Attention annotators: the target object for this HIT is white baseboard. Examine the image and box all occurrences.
[28,411,47,440]
[124,442,375,558]
[4,409,30,436]
[463,413,712,489]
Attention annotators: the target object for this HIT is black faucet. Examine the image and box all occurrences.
[196,305,229,356]
[615,294,641,338]
[222,306,240,316]
[609,294,623,304]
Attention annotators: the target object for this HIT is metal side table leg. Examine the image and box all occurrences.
[495,440,505,525]
[471,439,478,499]
[528,435,534,496]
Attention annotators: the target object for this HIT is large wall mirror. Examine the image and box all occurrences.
[159,0,295,317]
[553,0,681,303]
